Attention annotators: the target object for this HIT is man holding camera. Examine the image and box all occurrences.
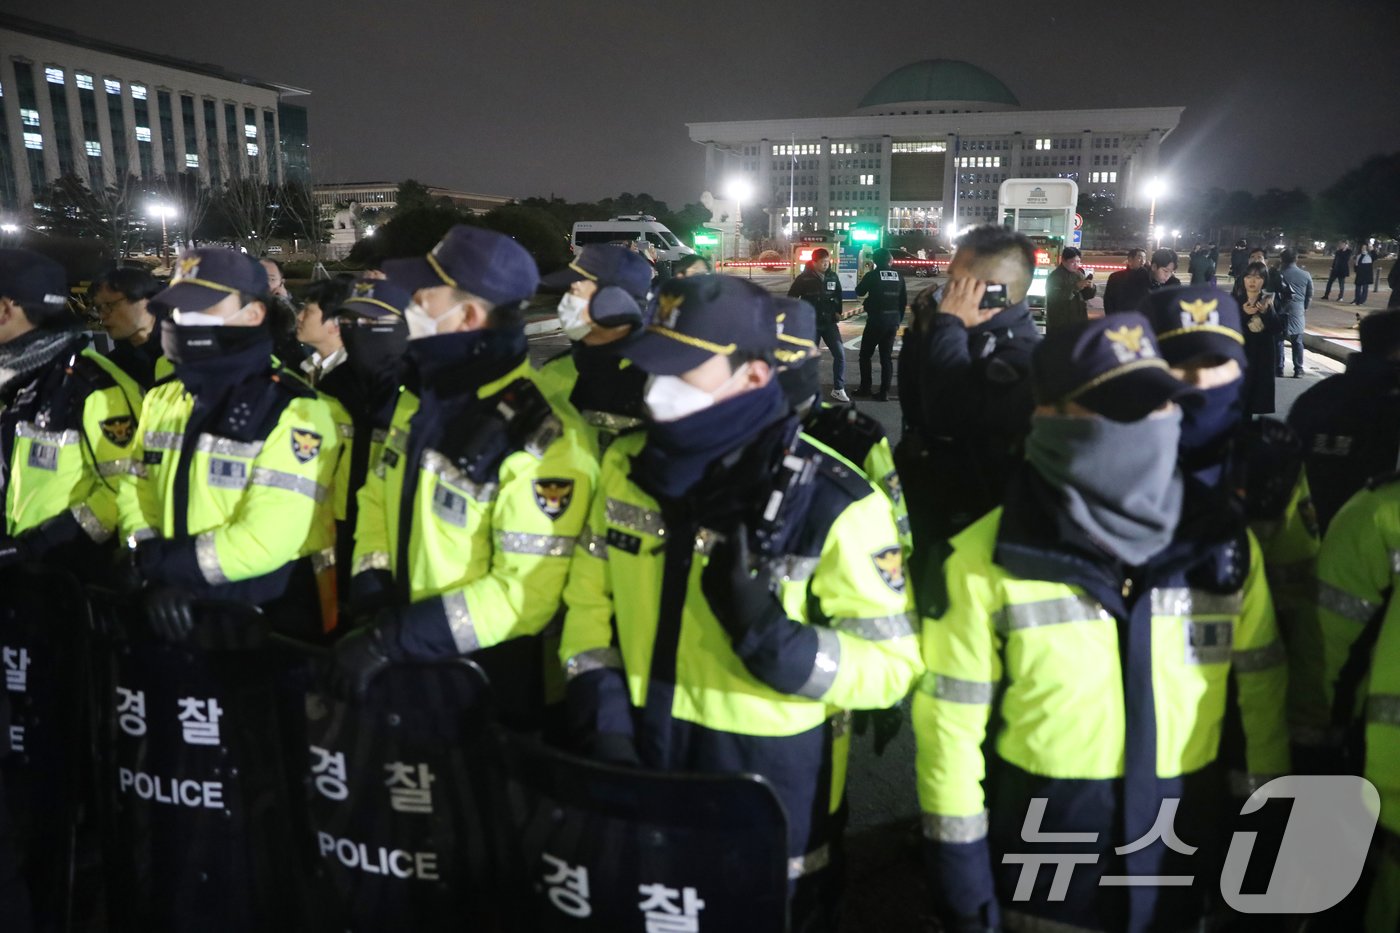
[1045,246,1096,333]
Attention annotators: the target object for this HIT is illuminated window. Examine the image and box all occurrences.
[131,84,147,100]
[135,126,151,142]
[76,73,94,90]
[20,108,38,126]
[891,141,946,153]
[23,132,42,150]
[246,143,259,156]
[45,67,64,84]
[104,78,121,95]
[1108,172,1117,182]
[186,153,199,168]
[85,140,101,156]
[245,123,257,138]
[1034,138,1051,150]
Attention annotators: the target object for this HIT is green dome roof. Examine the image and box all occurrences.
[858,60,1020,109]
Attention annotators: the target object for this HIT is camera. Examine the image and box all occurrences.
[978,283,1010,309]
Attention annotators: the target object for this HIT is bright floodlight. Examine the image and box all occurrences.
[0,223,18,234]
[148,203,177,219]
[1172,228,1181,238]
[723,177,753,203]
[1144,177,1165,200]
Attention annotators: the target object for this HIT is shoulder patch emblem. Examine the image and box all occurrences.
[101,415,136,447]
[871,546,905,593]
[290,428,323,463]
[533,478,575,519]
[882,470,903,506]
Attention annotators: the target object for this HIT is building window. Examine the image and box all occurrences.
[44,67,64,84]
[247,143,259,157]
[131,83,147,100]
[1033,138,1051,150]
[245,123,258,139]
[891,141,947,153]
[23,132,42,150]
[104,78,121,95]
[74,72,94,91]
[186,153,199,168]
[20,108,38,126]
[135,126,151,142]
[85,140,101,156]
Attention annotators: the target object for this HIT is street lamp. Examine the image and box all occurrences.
[723,177,752,261]
[148,203,177,271]
[1144,177,1165,251]
[1172,228,1181,250]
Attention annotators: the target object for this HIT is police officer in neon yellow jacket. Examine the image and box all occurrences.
[535,245,654,462]
[0,250,143,571]
[116,248,340,641]
[1309,476,1400,930]
[332,227,595,709]
[559,275,921,928]
[915,313,1289,933]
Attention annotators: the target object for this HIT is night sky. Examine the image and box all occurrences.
[13,0,1400,210]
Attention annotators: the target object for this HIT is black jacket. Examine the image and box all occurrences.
[1045,264,1096,332]
[896,299,1040,546]
[855,264,906,316]
[1103,267,1151,313]
[1330,248,1353,276]
[1288,354,1400,533]
[787,263,844,327]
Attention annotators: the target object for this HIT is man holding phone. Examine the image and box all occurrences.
[1045,246,1097,332]
[895,225,1041,551]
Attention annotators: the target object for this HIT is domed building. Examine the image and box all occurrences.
[689,60,1181,243]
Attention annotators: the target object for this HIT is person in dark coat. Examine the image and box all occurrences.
[1277,249,1313,377]
[1288,309,1400,532]
[1353,245,1376,306]
[1231,261,1282,414]
[1229,239,1250,280]
[1044,247,1096,332]
[1149,248,1182,293]
[1322,240,1352,300]
[1103,248,1150,313]
[787,248,848,401]
[895,225,1040,551]
[1188,244,1215,285]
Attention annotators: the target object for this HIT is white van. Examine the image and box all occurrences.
[571,216,696,263]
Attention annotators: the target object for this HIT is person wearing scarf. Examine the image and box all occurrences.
[915,313,1289,933]
[558,273,921,930]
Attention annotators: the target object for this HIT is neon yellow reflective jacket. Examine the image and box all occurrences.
[116,366,340,597]
[350,360,596,653]
[535,350,646,463]
[3,345,142,551]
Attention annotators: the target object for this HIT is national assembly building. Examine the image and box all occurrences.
[688,59,1182,243]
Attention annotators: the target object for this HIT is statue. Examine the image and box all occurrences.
[333,199,359,231]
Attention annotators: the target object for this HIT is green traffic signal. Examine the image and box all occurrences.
[850,225,881,244]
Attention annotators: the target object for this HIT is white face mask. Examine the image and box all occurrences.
[404,300,467,340]
[556,293,593,342]
[173,305,252,327]
[644,363,749,423]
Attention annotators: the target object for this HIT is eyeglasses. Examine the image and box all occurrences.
[94,298,126,314]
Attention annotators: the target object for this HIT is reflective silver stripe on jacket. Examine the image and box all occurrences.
[352,551,390,575]
[830,710,852,739]
[1151,586,1243,617]
[98,459,137,477]
[371,428,389,445]
[834,612,916,641]
[143,430,183,450]
[920,671,994,704]
[577,528,609,560]
[250,467,327,502]
[70,503,111,543]
[126,528,158,545]
[440,592,478,653]
[1229,770,1282,798]
[1369,694,1400,727]
[1316,581,1379,624]
[605,498,666,537]
[922,810,988,844]
[788,843,830,879]
[310,548,335,574]
[1185,620,1234,665]
[564,647,622,681]
[794,626,841,699]
[195,433,264,458]
[1002,909,1100,933]
[996,596,1110,634]
[421,449,499,503]
[496,531,576,557]
[583,410,643,432]
[1232,640,1287,673]
[336,422,354,439]
[14,422,80,446]
[772,554,819,583]
[195,531,227,585]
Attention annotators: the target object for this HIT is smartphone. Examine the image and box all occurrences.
[979,283,1010,309]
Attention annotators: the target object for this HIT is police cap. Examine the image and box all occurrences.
[382,225,539,308]
[336,277,412,320]
[769,296,820,368]
[1141,284,1245,367]
[623,274,774,376]
[154,247,267,311]
[539,245,654,301]
[0,249,67,312]
[1032,312,1201,421]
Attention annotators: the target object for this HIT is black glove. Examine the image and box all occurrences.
[329,612,404,700]
[145,586,195,642]
[700,523,787,643]
[0,537,29,571]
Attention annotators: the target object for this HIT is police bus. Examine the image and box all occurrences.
[570,216,697,264]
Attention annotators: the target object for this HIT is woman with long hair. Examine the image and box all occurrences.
[1233,260,1282,414]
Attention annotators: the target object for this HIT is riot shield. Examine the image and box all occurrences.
[98,599,303,933]
[0,564,93,932]
[492,729,790,933]
[302,659,498,932]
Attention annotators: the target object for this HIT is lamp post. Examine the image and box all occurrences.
[148,203,177,271]
[723,177,752,262]
[1172,228,1181,250]
[1144,178,1165,252]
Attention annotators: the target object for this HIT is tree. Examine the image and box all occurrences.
[1318,152,1400,242]
[275,180,330,259]
[392,179,436,218]
[159,171,216,246]
[347,204,475,266]
[33,172,149,258]
[479,205,570,271]
[217,166,282,256]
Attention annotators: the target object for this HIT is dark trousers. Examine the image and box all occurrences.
[817,320,846,390]
[1277,333,1305,374]
[1323,272,1347,299]
[858,314,899,393]
[1354,283,1371,305]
